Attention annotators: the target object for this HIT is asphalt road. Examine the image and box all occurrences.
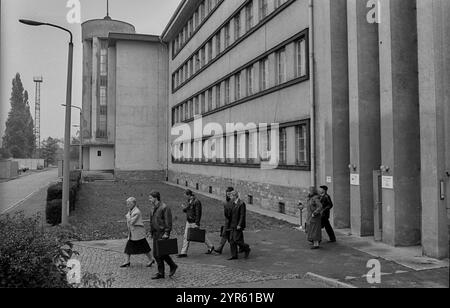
[0,168,59,214]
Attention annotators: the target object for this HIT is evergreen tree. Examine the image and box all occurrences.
[2,73,36,158]
[41,137,61,166]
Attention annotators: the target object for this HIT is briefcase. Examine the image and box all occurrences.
[155,238,178,257]
[187,228,206,243]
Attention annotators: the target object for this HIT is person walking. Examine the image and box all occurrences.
[213,187,234,255]
[306,187,323,249]
[319,185,336,243]
[121,197,155,268]
[149,191,178,280]
[178,189,215,258]
[227,190,251,260]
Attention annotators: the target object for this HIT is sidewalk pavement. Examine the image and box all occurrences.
[73,225,448,288]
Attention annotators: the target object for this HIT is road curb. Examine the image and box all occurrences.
[304,272,357,288]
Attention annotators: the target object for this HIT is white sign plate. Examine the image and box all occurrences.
[382,176,394,189]
[326,176,332,183]
[350,174,360,186]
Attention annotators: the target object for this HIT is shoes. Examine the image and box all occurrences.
[213,249,223,255]
[244,248,251,259]
[311,246,320,250]
[120,262,130,268]
[147,260,156,267]
[227,257,238,260]
[169,265,178,278]
[205,247,215,255]
[328,240,337,243]
[151,274,165,280]
[177,254,188,258]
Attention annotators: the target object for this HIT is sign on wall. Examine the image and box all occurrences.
[350,174,360,186]
[382,176,394,189]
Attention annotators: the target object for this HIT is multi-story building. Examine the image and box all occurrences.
[82,0,449,259]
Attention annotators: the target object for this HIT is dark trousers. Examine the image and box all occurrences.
[229,229,249,258]
[152,233,177,276]
[321,217,336,241]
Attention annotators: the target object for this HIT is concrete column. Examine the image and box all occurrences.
[378,0,421,247]
[417,0,449,259]
[315,0,350,229]
[347,0,381,236]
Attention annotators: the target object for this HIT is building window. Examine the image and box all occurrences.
[216,84,221,108]
[200,47,206,67]
[195,52,200,71]
[215,32,221,56]
[100,41,108,76]
[259,0,268,20]
[201,93,206,114]
[99,87,107,106]
[235,72,241,100]
[194,11,199,29]
[248,131,258,163]
[236,132,246,163]
[97,151,102,157]
[246,66,254,96]
[234,13,241,40]
[276,48,286,85]
[184,64,189,80]
[295,124,309,166]
[226,135,234,162]
[275,0,287,9]
[207,40,213,62]
[259,128,271,161]
[208,89,213,112]
[279,127,287,165]
[224,23,230,48]
[188,18,194,37]
[200,2,205,20]
[194,97,200,115]
[224,78,230,104]
[260,57,269,90]
[245,2,253,32]
[296,38,307,78]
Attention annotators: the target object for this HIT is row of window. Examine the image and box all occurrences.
[172,36,307,125]
[172,0,291,91]
[98,40,108,139]
[172,122,310,168]
[172,0,223,57]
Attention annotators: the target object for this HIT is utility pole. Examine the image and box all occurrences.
[33,76,43,158]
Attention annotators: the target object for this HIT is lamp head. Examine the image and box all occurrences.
[19,19,46,26]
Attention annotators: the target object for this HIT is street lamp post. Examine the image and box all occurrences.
[20,19,74,226]
[63,105,83,171]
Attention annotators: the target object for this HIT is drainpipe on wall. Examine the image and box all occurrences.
[309,0,316,187]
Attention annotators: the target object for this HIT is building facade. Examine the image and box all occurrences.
[82,0,449,259]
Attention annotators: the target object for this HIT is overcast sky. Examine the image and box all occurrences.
[0,0,181,142]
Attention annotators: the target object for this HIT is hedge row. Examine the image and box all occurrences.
[46,170,82,226]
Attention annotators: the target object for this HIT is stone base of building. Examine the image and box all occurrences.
[115,170,167,181]
[168,170,308,217]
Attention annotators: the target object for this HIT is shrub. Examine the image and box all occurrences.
[0,213,78,288]
[47,181,79,214]
[46,199,62,226]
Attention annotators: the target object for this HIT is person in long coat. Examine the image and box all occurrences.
[227,191,251,260]
[213,187,235,254]
[306,187,323,249]
[121,197,155,268]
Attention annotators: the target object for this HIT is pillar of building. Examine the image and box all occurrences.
[378,0,421,246]
[347,0,381,236]
[315,0,350,228]
[417,0,449,259]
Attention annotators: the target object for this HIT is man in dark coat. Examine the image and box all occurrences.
[149,191,178,279]
[319,185,336,243]
[178,189,214,257]
[214,187,234,254]
[227,190,251,260]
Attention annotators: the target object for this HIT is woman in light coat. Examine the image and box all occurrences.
[306,187,323,249]
[121,197,155,268]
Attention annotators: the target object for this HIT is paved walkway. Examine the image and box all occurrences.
[73,227,449,288]
[0,168,59,214]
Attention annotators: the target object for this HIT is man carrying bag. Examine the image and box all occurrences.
[178,189,215,258]
[149,191,178,280]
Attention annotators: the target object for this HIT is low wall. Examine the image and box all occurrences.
[0,160,19,179]
[12,159,45,170]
